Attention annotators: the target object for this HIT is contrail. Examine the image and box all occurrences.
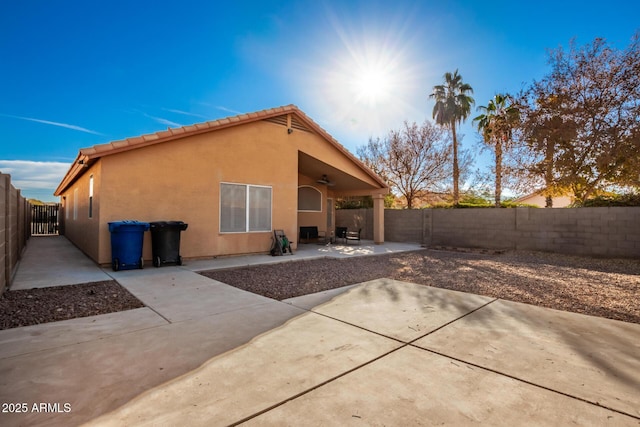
[0,113,103,135]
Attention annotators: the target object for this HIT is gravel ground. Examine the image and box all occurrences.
[201,249,640,324]
[0,281,144,330]
[2,249,638,330]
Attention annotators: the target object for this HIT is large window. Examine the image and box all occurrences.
[298,186,322,211]
[220,183,272,232]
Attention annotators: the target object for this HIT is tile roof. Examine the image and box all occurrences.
[55,105,386,195]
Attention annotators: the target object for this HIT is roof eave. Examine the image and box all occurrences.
[290,109,388,190]
[54,104,388,194]
[54,153,92,196]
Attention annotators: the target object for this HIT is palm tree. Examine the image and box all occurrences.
[430,70,475,205]
[473,94,520,207]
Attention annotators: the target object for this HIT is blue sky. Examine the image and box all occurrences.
[1,0,638,202]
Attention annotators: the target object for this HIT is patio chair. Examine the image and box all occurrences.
[270,229,293,256]
[345,228,361,245]
[335,227,347,244]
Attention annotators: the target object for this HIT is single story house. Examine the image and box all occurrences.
[513,190,573,208]
[54,105,388,266]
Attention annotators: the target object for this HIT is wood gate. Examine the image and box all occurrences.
[31,203,60,235]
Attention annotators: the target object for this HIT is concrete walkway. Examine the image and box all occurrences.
[8,236,424,290]
[10,235,112,290]
[1,237,639,426]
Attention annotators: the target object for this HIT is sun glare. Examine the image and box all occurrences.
[311,40,423,138]
[354,68,392,106]
[300,6,426,139]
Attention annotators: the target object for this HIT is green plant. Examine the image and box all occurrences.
[335,196,374,209]
[473,93,520,207]
[428,201,537,209]
[430,69,475,205]
[573,193,640,207]
[459,193,491,205]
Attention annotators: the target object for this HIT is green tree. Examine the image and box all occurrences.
[430,69,475,205]
[473,94,520,207]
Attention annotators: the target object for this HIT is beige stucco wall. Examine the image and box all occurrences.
[297,174,333,239]
[96,121,300,264]
[518,193,573,208]
[60,162,101,261]
[60,118,383,265]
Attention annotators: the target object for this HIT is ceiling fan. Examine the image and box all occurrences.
[317,174,335,186]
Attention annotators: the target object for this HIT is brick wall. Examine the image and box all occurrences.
[336,207,640,258]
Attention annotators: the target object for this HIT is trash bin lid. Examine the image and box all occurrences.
[171,221,188,231]
[109,220,150,232]
[150,221,188,231]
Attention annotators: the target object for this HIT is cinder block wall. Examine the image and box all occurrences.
[335,208,373,240]
[514,207,640,257]
[0,174,7,293]
[0,173,30,293]
[384,209,425,243]
[431,209,517,249]
[336,207,640,258]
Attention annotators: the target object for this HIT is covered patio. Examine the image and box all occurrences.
[297,148,387,246]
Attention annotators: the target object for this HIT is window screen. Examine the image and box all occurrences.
[220,184,246,232]
[220,183,271,232]
[249,186,272,231]
[73,188,78,220]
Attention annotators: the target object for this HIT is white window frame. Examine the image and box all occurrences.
[88,175,94,219]
[73,188,78,220]
[220,182,272,233]
[297,185,323,212]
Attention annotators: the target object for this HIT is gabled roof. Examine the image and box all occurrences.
[512,189,572,203]
[54,104,387,195]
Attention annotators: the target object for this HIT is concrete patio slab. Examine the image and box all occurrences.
[282,284,358,310]
[0,307,166,359]
[308,278,495,342]
[183,240,424,272]
[246,346,637,426]
[108,267,217,294]
[4,236,639,426]
[413,299,640,419]
[86,312,401,427]
[0,301,306,427]
[10,236,111,290]
[307,240,423,258]
[112,267,276,323]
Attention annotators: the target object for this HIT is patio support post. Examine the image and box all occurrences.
[373,193,385,244]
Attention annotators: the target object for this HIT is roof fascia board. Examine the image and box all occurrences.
[56,104,388,195]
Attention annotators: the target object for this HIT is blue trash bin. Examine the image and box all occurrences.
[108,221,150,271]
